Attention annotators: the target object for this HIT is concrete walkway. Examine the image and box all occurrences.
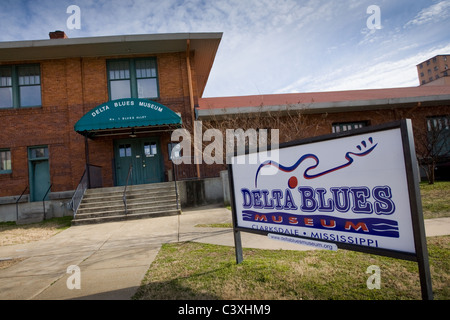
[0,205,449,300]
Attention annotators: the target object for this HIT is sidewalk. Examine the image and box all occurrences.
[0,205,449,300]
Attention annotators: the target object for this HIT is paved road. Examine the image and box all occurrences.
[0,206,448,300]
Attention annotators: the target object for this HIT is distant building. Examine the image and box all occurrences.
[417,54,450,86]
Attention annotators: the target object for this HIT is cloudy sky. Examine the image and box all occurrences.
[0,0,449,97]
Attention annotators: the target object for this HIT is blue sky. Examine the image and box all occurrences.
[0,0,449,97]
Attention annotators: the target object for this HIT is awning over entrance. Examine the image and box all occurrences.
[74,98,182,137]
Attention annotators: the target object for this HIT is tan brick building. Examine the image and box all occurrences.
[417,54,450,86]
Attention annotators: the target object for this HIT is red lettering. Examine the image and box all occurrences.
[254,214,267,222]
[272,215,283,223]
[320,219,336,228]
[344,221,369,232]
[304,218,314,226]
[289,217,298,225]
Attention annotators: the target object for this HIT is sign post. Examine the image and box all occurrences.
[228,119,433,300]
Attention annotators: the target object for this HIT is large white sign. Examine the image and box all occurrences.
[230,126,417,255]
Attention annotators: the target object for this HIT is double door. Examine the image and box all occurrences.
[114,137,163,186]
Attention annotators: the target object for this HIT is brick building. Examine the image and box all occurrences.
[198,85,450,180]
[0,32,222,201]
[417,54,450,86]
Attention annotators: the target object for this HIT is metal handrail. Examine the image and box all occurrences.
[172,160,180,211]
[42,184,52,220]
[123,164,133,214]
[15,185,28,222]
[70,168,88,218]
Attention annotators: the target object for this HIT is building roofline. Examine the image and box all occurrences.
[0,32,223,97]
[415,54,450,66]
[197,86,450,119]
[0,32,222,52]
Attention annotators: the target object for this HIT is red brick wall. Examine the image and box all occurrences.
[0,51,197,197]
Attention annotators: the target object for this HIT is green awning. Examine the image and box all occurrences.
[74,98,182,135]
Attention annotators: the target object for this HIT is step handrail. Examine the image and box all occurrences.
[42,184,52,220]
[123,164,133,214]
[15,185,28,221]
[70,168,88,218]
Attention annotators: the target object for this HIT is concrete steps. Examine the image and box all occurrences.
[72,182,180,226]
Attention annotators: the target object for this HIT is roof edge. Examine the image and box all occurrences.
[197,93,450,119]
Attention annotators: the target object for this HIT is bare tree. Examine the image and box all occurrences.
[199,103,329,168]
[415,115,450,184]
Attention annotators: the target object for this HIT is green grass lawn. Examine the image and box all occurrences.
[135,181,450,300]
[420,181,450,219]
[134,236,449,300]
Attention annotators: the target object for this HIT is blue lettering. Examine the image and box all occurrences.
[241,188,252,208]
[350,187,373,214]
[252,190,263,209]
[240,185,396,215]
[272,189,283,210]
[261,189,274,209]
[284,189,298,210]
[316,188,334,212]
[373,186,395,215]
[298,186,317,212]
[330,187,351,212]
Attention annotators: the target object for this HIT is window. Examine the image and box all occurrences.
[168,143,181,160]
[0,68,12,108]
[119,144,132,157]
[108,60,131,100]
[427,116,449,132]
[332,121,368,133]
[107,58,158,101]
[136,59,158,99]
[29,146,49,159]
[144,142,157,157]
[0,149,12,173]
[0,64,41,109]
[426,116,450,157]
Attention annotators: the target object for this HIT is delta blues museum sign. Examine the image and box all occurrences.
[228,120,433,299]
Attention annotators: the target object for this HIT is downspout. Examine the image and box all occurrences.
[84,132,91,189]
[186,39,201,178]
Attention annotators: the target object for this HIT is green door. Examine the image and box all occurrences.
[28,147,51,202]
[114,138,163,186]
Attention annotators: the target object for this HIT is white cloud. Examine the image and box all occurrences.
[0,0,449,97]
[276,43,450,94]
[404,0,450,27]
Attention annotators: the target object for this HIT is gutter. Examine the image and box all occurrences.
[197,94,450,120]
